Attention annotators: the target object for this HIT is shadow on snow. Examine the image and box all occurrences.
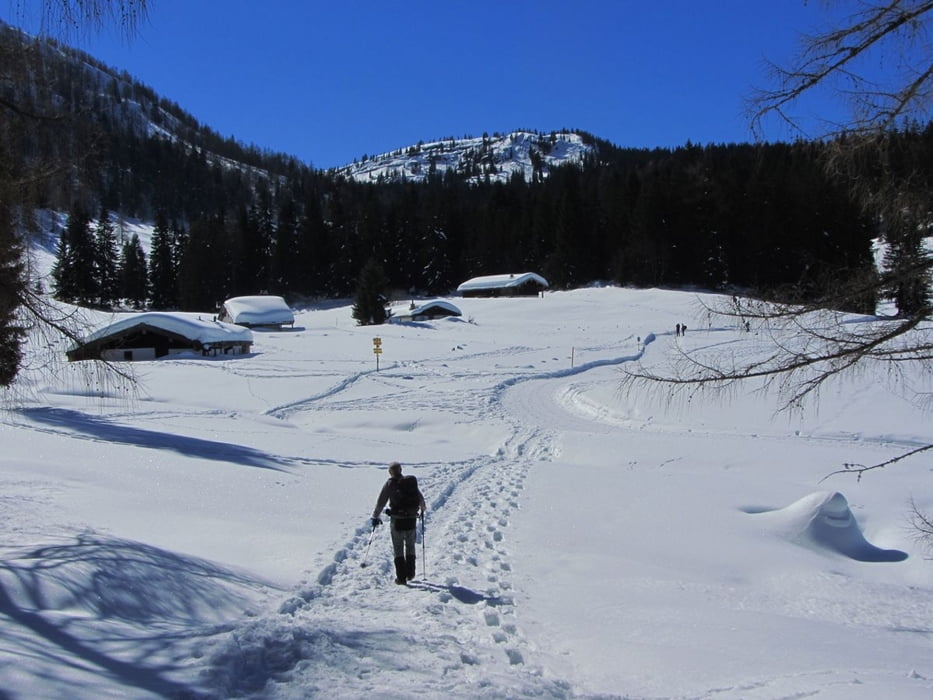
[407,579,508,605]
[18,407,286,472]
[0,533,277,698]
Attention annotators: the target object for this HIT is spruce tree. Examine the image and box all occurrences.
[298,187,330,296]
[177,214,229,311]
[52,205,97,305]
[882,221,929,318]
[0,199,25,386]
[148,211,177,309]
[119,233,148,309]
[94,207,119,307]
[269,196,301,296]
[351,258,389,326]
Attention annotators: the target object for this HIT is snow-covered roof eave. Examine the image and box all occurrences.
[456,273,549,293]
[410,300,462,316]
[72,312,253,350]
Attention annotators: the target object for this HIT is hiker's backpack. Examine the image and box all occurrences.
[389,475,420,514]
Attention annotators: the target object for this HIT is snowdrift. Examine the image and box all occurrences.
[751,491,908,562]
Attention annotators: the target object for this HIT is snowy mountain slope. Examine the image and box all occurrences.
[0,20,297,191]
[1,287,932,698]
[332,130,595,184]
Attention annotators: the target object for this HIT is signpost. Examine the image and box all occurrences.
[373,337,382,371]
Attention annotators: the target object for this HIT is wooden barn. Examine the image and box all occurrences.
[67,312,253,362]
[456,272,549,298]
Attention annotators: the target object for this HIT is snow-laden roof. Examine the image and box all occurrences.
[222,296,294,326]
[75,312,253,348]
[456,273,549,293]
[410,300,461,316]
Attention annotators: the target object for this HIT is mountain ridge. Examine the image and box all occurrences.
[2,20,598,186]
[331,130,596,185]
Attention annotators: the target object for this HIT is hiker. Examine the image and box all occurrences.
[371,461,426,584]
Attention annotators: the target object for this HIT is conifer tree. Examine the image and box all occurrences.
[351,258,389,326]
[94,207,119,307]
[177,213,229,311]
[0,197,25,386]
[52,205,97,305]
[148,211,177,309]
[882,218,929,318]
[298,186,331,296]
[269,195,301,296]
[119,233,148,308]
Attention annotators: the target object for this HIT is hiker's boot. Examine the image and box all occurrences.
[393,556,407,585]
[405,554,416,581]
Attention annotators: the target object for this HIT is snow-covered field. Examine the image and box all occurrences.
[1,285,932,699]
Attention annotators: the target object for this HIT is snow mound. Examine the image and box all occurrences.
[753,491,908,562]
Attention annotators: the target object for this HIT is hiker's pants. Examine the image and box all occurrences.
[390,518,417,559]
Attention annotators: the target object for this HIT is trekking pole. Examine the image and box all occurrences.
[360,523,378,569]
[420,512,426,579]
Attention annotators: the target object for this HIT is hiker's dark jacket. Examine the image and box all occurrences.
[371,476,426,521]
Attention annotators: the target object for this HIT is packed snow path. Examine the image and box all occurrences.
[203,371,582,696]
[193,322,647,696]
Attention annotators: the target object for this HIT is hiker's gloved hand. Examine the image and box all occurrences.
[371,517,382,528]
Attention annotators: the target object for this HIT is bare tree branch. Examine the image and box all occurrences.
[750,0,933,139]
[9,1,149,39]
[909,496,933,546]
[627,4,933,496]
[823,443,933,480]
[623,290,933,412]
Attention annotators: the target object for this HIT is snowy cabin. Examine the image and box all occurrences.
[218,295,295,329]
[456,272,549,298]
[391,300,462,322]
[66,312,253,362]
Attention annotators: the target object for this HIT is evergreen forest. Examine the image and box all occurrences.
[5,22,933,316]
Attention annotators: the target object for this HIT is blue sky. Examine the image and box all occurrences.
[4,1,844,169]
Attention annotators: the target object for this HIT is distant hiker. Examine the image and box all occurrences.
[675,323,681,336]
[371,461,426,585]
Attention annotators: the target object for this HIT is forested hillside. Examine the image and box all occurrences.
[5,21,932,313]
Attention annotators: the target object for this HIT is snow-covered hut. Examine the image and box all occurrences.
[392,300,462,322]
[456,273,549,298]
[218,295,295,328]
[66,312,253,362]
